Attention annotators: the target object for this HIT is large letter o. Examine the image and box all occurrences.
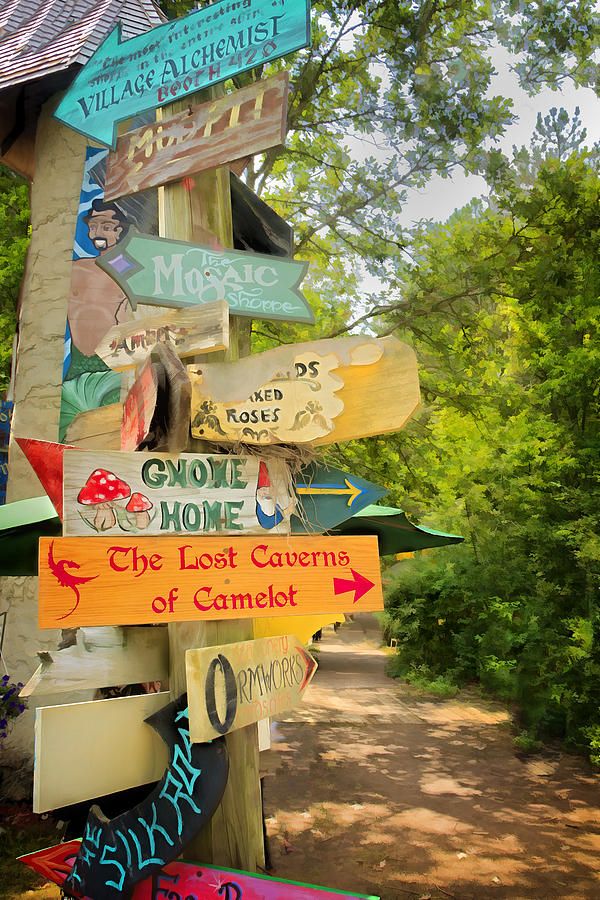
[205,654,238,735]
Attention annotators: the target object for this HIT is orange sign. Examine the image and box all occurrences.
[38,536,383,628]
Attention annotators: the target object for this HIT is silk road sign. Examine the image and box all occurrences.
[20,842,381,900]
[38,535,383,628]
[97,230,313,324]
[186,634,317,742]
[53,0,311,148]
[95,301,229,370]
[105,73,289,200]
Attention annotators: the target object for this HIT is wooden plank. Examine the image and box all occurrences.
[64,403,123,450]
[189,336,383,444]
[121,356,159,451]
[313,336,421,446]
[20,626,168,697]
[63,450,294,537]
[121,344,192,453]
[105,74,289,201]
[151,341,192,453]
[95,301,230,371]
[20,842,381,899]
[96,230,314,324]
[231,171,293,257]
[186,635,317,743]
[38,535,383,628]
[33,692,170,813]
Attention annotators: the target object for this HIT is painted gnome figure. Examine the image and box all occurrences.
[255,460,295,530]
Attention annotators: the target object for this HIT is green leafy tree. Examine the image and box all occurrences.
[0,165,29,392]
[374,153,600,756]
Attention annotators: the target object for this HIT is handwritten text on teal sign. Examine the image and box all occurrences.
[98,231,314,324]
[53,0,311,147]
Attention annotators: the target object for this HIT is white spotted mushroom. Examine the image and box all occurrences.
[77,469,131,531]
[126,492,153,529]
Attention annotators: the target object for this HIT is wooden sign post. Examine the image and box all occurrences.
[186,635,317,743]
[96,229,314,323]
[37,535,383,628]
[105,73,289,201]
[159,77,262,873]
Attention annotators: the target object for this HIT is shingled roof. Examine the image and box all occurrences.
[0,0,167,177]
[0,0,165,93]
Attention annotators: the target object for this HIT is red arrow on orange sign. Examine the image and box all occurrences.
[333,569,375,604]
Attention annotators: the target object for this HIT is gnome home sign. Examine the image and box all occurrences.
[63,450,294,536]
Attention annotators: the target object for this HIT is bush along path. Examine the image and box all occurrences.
[261,614,600,900]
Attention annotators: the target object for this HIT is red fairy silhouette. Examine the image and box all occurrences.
[47,541,98,620]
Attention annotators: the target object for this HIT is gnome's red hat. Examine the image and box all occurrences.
[257,461,271,489]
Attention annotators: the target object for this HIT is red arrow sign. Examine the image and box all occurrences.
[333,569,375,604]
[20,841,380,899]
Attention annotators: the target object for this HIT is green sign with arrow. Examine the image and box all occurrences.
[97,230,314,324]
[292,464,387,534]
[53,0,311,148]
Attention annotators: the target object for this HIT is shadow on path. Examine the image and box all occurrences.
[262,614,600,899]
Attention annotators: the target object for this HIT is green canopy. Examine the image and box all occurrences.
[0,498,463,575]
[333,504,463,556]
[0,496,61,575]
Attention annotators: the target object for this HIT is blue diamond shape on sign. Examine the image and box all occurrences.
[108,254,135,274]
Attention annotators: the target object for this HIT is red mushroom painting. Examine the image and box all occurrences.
[77,469,131,531]
[125,492,153,529]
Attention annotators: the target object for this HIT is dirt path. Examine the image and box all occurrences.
[261,615,600,900]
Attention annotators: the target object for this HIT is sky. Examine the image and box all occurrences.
[390,46,600,226]
[344,45,599,302]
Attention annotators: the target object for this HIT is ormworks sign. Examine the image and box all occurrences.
[186,635,317,742]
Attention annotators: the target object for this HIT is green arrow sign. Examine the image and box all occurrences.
[53,0,311,148]
[293,463,387,533]
[97,230,314,324]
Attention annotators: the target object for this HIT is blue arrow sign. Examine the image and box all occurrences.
[292,464,387,533]
[54,0,311,148]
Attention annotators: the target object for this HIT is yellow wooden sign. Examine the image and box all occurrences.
[186,634,317,743]
[189,335,419,445]
[38,535,382,628]
[189,336,383,444]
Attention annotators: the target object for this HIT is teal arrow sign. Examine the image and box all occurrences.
[293,464,387,533]
[97,230,313,324]
[53,0,311,148]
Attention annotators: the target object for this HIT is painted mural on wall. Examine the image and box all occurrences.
[59,147,158,441]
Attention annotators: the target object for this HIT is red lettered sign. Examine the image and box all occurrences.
[38,535,382,628]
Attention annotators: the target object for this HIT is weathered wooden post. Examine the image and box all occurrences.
[160,86,263,869]
[0,0,165,790]
[11,4,423,898]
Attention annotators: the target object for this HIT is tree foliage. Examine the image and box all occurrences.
[369,152,600,757]
[0,165,29,391]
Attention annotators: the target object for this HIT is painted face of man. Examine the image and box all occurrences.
[87,210,123,252]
